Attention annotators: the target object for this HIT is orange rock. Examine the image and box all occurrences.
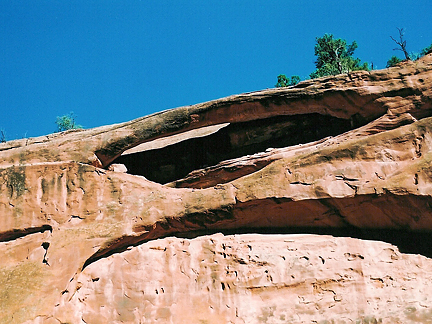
[1,54,432,323]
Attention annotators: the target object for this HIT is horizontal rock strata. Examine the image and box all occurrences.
[1,54,432,323]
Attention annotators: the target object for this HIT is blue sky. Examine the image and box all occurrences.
[1,1,431,140]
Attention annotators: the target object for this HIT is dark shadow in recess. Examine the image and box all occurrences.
[173,227,432,259]
[0,225,53,242]
[112,113,354,184]
[81,226,432,271]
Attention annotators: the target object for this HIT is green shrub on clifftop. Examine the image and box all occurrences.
[275,74,300,87]
[55,112,83,132]
[386,56,403,68]
[310,34,369,78]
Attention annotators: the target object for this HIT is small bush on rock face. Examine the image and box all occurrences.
[55,112,83,132]
[420,43,432,57]
[386,55,403,68]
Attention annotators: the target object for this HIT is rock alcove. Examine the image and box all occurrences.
[111,113,354,186]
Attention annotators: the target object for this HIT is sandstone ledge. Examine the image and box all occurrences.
[1,55,432,323]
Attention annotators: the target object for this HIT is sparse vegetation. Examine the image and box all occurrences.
[386,28,431,66]
[390,27,410,61]
[275,31,431,86]
[55,112,83,132]
[275,33,369,86]
[310,34,369,79]
[386,55,403,68]
[275,74,300,87]
[420,43,432,57]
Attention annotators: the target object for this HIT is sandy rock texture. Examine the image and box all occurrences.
[52,234,432,324]
[1,54,432,323]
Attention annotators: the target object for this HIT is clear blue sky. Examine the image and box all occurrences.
[1,1,431,140]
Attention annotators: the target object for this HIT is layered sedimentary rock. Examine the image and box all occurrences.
[50,234,432,323]
[1,54,432,323]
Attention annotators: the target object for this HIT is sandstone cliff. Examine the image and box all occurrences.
[1,54,432,323]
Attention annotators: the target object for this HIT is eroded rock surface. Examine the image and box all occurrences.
[51,234,432,324]
[1,54,432,323]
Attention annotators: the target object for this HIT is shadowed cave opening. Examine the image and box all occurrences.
[82,194,432,270]
[112,113,355,185]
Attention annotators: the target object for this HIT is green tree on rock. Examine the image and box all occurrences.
[275,74,300,87]
[386,55,403,68]
[310,34,369,79]
[55,112,83,132]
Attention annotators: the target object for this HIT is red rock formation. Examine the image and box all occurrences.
[53,234,432,324]
[0,54,432,323]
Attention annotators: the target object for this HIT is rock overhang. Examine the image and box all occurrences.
[1,54,432,323]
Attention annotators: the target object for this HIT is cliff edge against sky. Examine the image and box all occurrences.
[1,54,432,323]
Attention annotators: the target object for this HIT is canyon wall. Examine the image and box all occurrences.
[1,55,432,323]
